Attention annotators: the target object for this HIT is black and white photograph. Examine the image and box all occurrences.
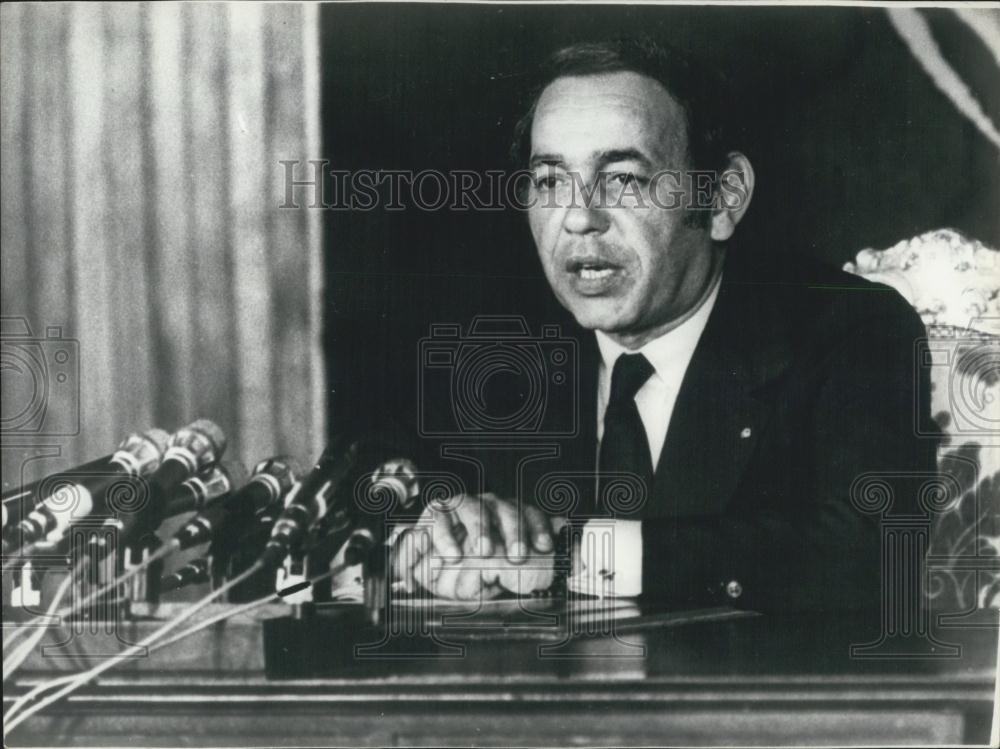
[2,1,998,746]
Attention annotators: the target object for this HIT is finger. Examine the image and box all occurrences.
[409,530,436,593]
[408,528,435,593]
[452,495,493,559]
[481,579,504,601]
[498,559,554,596]
[524,505,554,553]
[455,566,485,601]
[496,563,519,594]
[488,497,527,564]
[391,528,414,583]
[432,563,462,600]
[427,498,463,564]
[412,558,431,593]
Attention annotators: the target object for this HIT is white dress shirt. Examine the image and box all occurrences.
[594,274,722,468]
[569,273,722,598]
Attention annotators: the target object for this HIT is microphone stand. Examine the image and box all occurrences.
[122,532,165,605]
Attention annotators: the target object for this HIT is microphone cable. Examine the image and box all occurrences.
[147,562,346,656]
[3,539,83,657]
[3,561,264,738]
[3,540,181,650]
[2,563,342,735]
[6,457,242,638]
[1,572,75,681]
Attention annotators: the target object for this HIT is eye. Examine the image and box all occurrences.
[608,172,642,187]
[532,170,568,190]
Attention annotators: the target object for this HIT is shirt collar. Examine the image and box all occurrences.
[595,272,723,381]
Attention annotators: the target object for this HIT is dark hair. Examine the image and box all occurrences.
[511,36,732,176]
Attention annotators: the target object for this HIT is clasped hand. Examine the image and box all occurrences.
[392,493,560,599]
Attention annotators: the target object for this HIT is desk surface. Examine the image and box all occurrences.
[4,602,998,747]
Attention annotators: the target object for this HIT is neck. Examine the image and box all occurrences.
[607,246,725,351]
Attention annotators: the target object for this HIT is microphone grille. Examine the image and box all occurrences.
[252,455,303,494]
[116,428,171,475]
[184,419,227,455]
[165,419,228,472]
[143,428,171,455]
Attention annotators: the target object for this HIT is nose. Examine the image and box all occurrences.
[562,201,610,236]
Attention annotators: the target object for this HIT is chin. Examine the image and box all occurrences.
[564,300,631,333]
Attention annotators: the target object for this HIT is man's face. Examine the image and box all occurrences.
[527,71,715,346]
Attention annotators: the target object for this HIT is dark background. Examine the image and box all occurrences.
[320,3,999,431]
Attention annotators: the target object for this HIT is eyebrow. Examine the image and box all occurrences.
[595,148,653,169]
[528,153,564,169]
[528,149,654,170]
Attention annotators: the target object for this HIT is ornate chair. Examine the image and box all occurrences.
[844,228,999,613]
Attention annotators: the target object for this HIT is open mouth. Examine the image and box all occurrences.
[567,258,622,278]
[564,257,625,294]
[579,265,615,280]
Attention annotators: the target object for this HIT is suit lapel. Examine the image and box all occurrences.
[647,254,793,519]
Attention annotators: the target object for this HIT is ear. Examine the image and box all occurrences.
[710,152,755,242]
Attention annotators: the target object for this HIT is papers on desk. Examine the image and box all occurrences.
[388,593,752,637]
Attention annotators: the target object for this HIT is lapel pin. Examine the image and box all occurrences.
[740,427,752,439]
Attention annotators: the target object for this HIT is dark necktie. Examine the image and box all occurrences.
[597,353,655,516]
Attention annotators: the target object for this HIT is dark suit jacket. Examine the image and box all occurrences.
[330,246,939,615]
[633,249,937,613]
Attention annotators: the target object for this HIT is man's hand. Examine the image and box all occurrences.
[392,493,559,600]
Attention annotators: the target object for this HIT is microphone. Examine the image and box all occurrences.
[2,429,170,553]
[162,503,283,595]
[116,420,227,541]
[2,456,109,515]
[341,528,377,567]
[173,456,300,551]
[212,499,284,601]
[82,420,227,562]
[118,457,240,605]
[257,438,359,570]
[352,458,421,533]
[162,460,249,518]
[161,493,289,596]
[355,459,421,624]
[160,557,210,593]
[258,436,419,570]
[0,428,168,513]
[150,420,227,497]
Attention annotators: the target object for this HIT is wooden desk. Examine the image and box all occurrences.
[4,602,997,746]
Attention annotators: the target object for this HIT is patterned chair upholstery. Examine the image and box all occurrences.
[844,228,999,613]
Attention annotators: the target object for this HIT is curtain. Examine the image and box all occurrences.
[0,2,325,485]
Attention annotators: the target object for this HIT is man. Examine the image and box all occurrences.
[390,37,937,613]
